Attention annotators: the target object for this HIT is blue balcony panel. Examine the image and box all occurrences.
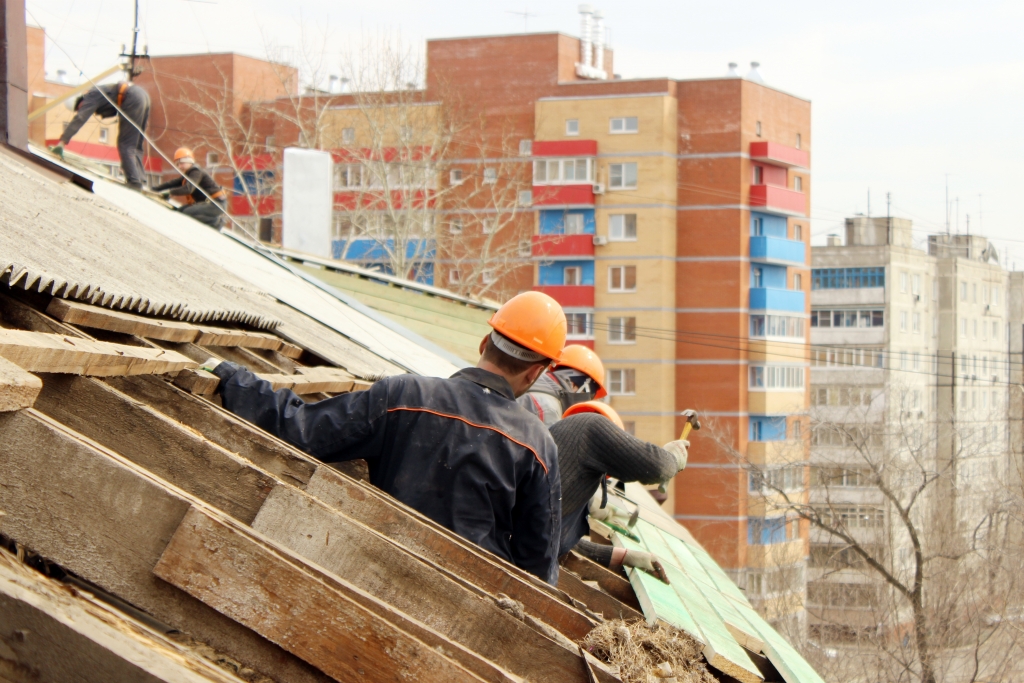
[750,236,806,265]
[750,288,805,313]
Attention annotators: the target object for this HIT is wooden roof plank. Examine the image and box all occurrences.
[0,328,195,376]
[0,355,42,411]
[46,298,200,343]
[194,326,283,350]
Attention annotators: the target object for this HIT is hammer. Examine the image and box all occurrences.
[659,410,700,494]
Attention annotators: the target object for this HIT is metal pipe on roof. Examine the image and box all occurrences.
[578,5,593,68]
[593,10,604,72]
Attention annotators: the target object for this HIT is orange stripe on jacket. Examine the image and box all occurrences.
[386,406,549,474]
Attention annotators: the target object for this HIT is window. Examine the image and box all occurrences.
[609,266,637,292]
[973,319,977,338]
[794,224,802,241]
[796,133,802,149]
[265,135,275,152]
[912,274,920,295]
[99,128,109,143]
[793,421,802,439]
[793,273,802,290]
[811,267,885,289]
[483,167,497,184]
[482,269,496,284]
[565,213,585,235]
[448,269,462,284]
[912,312,920,333]
[519,139,532,155]
[341,127,355,144]
[449,169,464,185]
[608,317,637,343]
[961,282,967,301]
[748,517,788,546]
[753,165,763,185]
[750,315,805,339]
[532,158,593,185]
[565,119,579,136]
[752,267,763,288]
[206,152,220,166]
[900,311,907,332]
[752,216,764,236]
[751,421,762,441]
[334,163,362,189]
[794,176,803,192]
[609,214,637,241]
[481,218,495,234]
[609,116,638,134]
[756,121,762,137]
[811,309,884,328]
[608,162,638,189]
[608,369,636,395]
[563,266,582,286]
[913,352,920,371]
[973,283,978,303]
[517,190,533,206]
[961,317,967,337]
[448,217,463,235]
[566,312,593,338]
[518,240,531,257]
[900,272,908,293]
[748,366,804,389]
[994,287,1000,305]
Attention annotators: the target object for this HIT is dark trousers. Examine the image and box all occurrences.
[117,88,151,189]
[180,199,227,229]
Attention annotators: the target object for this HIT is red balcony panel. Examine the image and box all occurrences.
[532,184,595,206]
[230,195,275,216]
[750,141,809,169]
[750,185,807,216]
[533,140,598,157]
[533,285,594,308]
[532,234,595,259]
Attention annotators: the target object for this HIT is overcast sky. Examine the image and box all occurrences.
[26,0,1024,264]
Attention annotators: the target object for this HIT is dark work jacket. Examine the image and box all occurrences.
[212,362,562,585]
[60,83,147,144]
[152,165,223,203]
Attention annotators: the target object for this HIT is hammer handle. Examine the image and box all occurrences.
[680,422,693,441]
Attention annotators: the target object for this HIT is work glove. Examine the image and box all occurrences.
[49,143,64,160]
[160,191,171,200]
[588,491,631,527]
[612,548,670,584]
[663,439,689,472]
[199,357,222,373]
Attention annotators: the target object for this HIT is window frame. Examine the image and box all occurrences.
[482,167,498,184]
[607,316,637,344]
[449,168,464,185]
[607,368,636,395]
[609,116,639,134]
[563,266,583,286]
[565,119,580,136]
[608,162,638,190]
[608,213,637,241]
[608,265,637,292]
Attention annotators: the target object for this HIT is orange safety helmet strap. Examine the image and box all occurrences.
[562,401,624,430]
[488,291,567,361]
[555,345,608,399]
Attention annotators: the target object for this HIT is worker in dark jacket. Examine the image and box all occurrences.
[204,291,568,585]
[50,81,151,190]
[552,402,688,583]
[518,344,606,426]
[152,148,228,229]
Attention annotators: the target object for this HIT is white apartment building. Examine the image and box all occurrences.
[807,217,1012,642]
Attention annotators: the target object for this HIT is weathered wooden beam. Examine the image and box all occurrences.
[562,551,643,612]
[46,299,200,343]
[34,375,275,523]
[204,346,281,373]
[173,367,220,395]
[0,550,247,683]
[0,355,41,411]
[155,507,491,683]
[100,374,597,640]
[260,372,356,395]
[0,329,195,376]
[558,566,643,623]
[277,341,303,358]
[0,290,91,337]
[194,326,282,350]
[0,409,333,683]
[254,484,611,683]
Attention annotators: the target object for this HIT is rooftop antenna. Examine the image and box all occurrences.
[118,0,148,79]
[506,6,539,33]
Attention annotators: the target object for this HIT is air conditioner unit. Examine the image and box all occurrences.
[592,183,605,195]
[593,235,608,246]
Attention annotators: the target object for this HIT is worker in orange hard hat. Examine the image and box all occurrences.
[549,402,688,585]
[203,290,569,585]
[517,343,607,426]
[151,148,228,229]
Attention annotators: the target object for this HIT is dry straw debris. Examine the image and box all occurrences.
[582,619,717,683]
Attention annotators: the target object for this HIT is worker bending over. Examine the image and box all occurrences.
[51,81,151,190]
[552,402,689,582]
[518,344,606,425]
[204,292,567,585]
[152,148,228,229]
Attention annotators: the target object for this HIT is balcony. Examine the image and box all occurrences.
[750,141,809,169]
[750,287,805,313]
[750,236,805,265]
[531,184,595,207]
[533,140,598,157]
[532,285,594,308]
[749,185,806,216]
[532,234,595,259]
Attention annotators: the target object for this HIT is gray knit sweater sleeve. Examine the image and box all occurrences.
[574,539,615,567]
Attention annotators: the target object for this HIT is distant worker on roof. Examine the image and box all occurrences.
[204,291,568,585]
[552,402,689,583]
[517,343,607,425]
[50,81,151,190]
[151,148,228,229]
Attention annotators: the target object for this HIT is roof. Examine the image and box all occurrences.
[0,144,823,683]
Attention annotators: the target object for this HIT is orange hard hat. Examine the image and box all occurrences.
[562,401,624,430]
[488,291,566,361]
[173,147,194,161]
[556,345,608,398]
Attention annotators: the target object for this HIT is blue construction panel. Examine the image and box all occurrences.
[332,238,436,261]
[750,264,787,289]
[749,288,804,312]
[750,236,805,265]
[747,516,787,545]
[539,209,596,235]
[750,211,787,238]
[537,260,594,286]
[749,416,786,441]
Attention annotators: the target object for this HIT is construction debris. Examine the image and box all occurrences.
[583,619,716,683]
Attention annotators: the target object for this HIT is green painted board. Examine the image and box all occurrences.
[614,534,763,683]
[659,528,753,607]
[728,599,826,683]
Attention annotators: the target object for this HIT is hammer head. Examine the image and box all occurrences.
[679,409,701,440]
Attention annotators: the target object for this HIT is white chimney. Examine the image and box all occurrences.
[593,10,605,72]
[56,69,68,84]
[579,5,593,69]
[328,75,340,94]
[727,62,739,77]
[745,61,765,84]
